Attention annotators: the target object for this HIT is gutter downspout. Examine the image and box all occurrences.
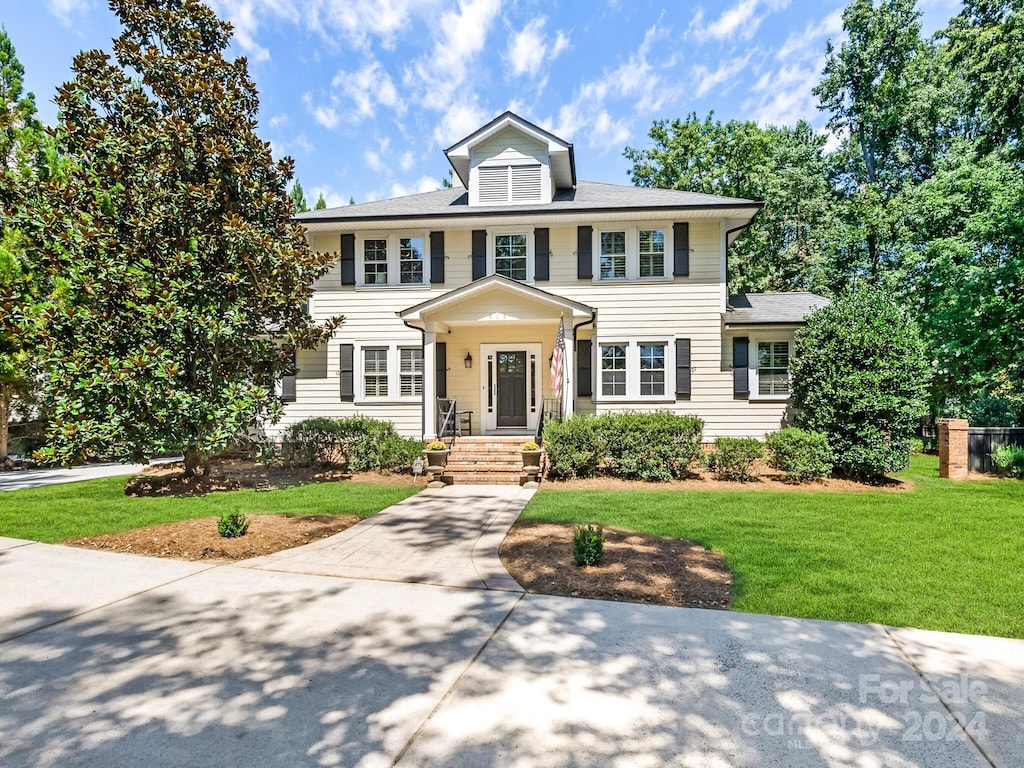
[403,319,427,440]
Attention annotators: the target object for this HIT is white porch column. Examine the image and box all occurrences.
[562,330,575,419]
[423,330,437,439]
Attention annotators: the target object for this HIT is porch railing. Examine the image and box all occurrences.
[536,397,562,441]
[437,398,457,439]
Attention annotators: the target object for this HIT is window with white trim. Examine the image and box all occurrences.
[757,341,790,396]
[595,339,674,401]
[399,347,423,396]
[357,233,428,287]
[639,343,666,396]
[363,348,388,398]
[495,233,528,280]
[594,225,671,281]
[600,344,627,396]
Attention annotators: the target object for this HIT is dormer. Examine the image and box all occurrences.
[445,112,576,207]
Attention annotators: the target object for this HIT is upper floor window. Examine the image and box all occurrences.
[357,233,428,287]
[495,234,528,280]
[594,225,672,281]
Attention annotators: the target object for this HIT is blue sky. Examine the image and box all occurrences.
[6,0,961,207]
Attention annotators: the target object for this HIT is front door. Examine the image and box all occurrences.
[496,351,527,427]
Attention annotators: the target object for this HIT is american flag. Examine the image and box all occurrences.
[550,316,565,399]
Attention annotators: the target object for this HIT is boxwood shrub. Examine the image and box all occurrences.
[598,411,704,480]
[281,416,421,472]
[542,416,605,479]
[706,437,764,481]
[765,427,834,481]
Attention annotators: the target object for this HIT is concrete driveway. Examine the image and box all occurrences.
[0,459,180,492]
[1,534,1020,767]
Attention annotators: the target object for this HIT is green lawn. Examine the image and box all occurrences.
[523,454,1024,638]
[0,476,420,543]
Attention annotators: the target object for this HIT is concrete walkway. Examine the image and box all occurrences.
[243,484,530,592]
[2,488,1022,767]
[0,458,180,491]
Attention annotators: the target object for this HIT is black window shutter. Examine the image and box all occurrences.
[430,231,445,284]
[673,222,689,277]
[534,228,550,281]
[435,342,447,399]
[577,225,593,279]
[733,337,749,396]
[675,338,691,398]
[339,343,355,401]
[340,233,356,285]
[471,229,487,280]
[576,339,592,397]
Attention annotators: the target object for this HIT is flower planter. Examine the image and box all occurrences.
[424,449,449,472]
[521,449,543,470]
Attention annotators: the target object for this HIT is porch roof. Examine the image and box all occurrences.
[399,275,594,330]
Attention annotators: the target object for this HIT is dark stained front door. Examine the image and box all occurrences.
[496,351,527,427]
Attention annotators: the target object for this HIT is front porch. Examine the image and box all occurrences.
[400,275,594,440]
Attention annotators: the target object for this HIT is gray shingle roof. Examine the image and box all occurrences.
[294,181,761,224]
[727,293,830,325]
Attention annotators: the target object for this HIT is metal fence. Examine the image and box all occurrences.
[968,427,1024,473]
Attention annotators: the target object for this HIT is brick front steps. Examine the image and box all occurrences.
[442,436,539,485]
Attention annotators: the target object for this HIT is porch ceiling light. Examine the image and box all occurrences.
[464,352,473,368]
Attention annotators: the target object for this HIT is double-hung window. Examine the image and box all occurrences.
[363,348,389,398]
[600,344,627,396]
[757,341,790,396]
[594,225,670,281]
[359,233,428,287]
[596,340,673,400]
[495,234,528,280]
[399,347,423,396]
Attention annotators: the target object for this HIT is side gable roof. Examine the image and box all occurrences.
[296,180,761,228]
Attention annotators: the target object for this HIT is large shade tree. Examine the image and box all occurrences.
[0,27,48,460]
[34,0,340,474]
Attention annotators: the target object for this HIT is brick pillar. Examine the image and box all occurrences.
[938,418,969,480]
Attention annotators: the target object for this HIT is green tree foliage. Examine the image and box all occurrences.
[314,192,328,209]
[625,114,836,292]
[34,0,340,474]
[790,290,930,478]
[0,27,48,460]
[288,180,309,213]
[946,0,1024,156]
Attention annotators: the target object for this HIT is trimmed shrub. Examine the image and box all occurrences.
[282,416,421,472]
[765,427,834,481]
[597,411,704,480]
[217,511,249,538]
[572,524,605,566]
[992,444,1024,478]
[543,416,605,479]
[707,437,764,481]
[790,289,929,480]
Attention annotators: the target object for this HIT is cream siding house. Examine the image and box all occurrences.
[278,112,827,441]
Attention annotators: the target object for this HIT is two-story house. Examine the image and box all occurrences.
[278,112,827,443]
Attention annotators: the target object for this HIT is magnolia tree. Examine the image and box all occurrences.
[790,289,929,479]
[35,0,340,475]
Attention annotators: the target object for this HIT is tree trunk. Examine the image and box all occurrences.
[183,446,205,477]
[0,384,10,460]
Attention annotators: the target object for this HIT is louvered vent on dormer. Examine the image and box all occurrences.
[511,164,542,201]
[478,165,509,203]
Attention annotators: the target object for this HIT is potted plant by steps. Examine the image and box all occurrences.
[521,440,543,470]
[424,440,449,471]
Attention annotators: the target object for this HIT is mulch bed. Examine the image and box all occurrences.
[64,513,362,561]
[500,521,733,609]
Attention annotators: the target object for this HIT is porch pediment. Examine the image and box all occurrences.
[399,275,594,330]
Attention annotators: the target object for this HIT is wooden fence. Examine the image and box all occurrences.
[968,427,1024,473]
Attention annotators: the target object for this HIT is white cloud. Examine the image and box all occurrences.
[45,0,92,26]
[399,151,416,171]
[207,0,301,61]
[309,185,347,209]
[331,60,404,121]
[266,113,290,130]
[390,175,441,197]
[506,17,570,79]
[402,0,502,146]
[307,0,443,50]
[589,110,631,151]
[691,53,753,98]
[687,0,790,42]
[301,92,340,130]
[364,137,391,172]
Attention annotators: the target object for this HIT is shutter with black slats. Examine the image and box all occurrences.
[577,226,593,279]
[339,343,355,401]
[340,234,356,285]
[675,338,691,398]
[534,228,550,281]
[733,337,749,396]
[673,222,689,277]
[576,339,592,397]
[471,230,487,280]
[435,342,447,399]
[429,231,445,284]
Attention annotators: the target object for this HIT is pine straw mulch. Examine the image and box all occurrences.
[64,513,364,562]
[500,521,733,609]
